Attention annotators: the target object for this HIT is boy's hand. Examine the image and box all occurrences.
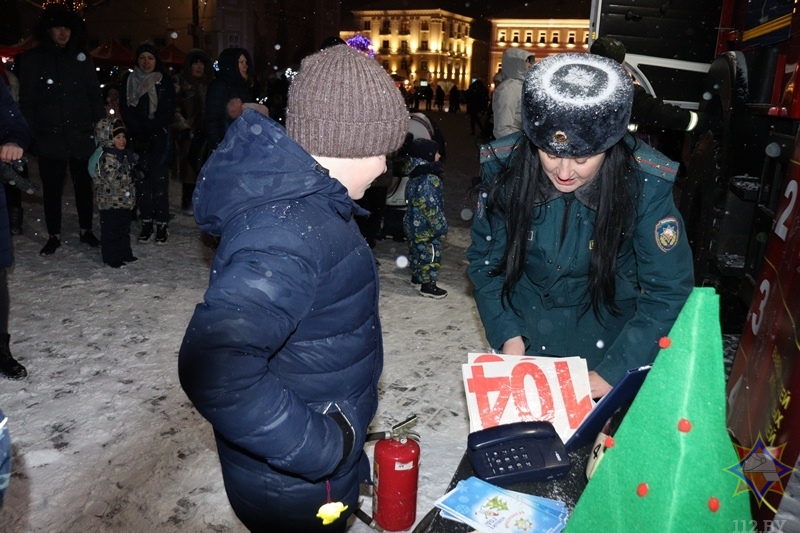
[0,143,22,163]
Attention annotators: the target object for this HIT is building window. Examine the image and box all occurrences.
[421,21,429,31]
[512,31,520,43]
[383,60,389,71]
[420,60,428,71]
[584,32,590,44]
[400,20,410,35]
[400,40,409,53]
[381,20,391,34]
[420,40,429,51]
[525,30,533,44]
[498,30,506,43]
[401,59,408,71]
[364,21,371,31]
[538,31,547,44]
[568,31,576,44]
[465,26,469,37]
[551,32,559,44]
[382,40,389,49]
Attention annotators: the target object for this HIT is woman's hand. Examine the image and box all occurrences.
[588,371,612,399]
[501,336,525,355]
[226,98,245,120]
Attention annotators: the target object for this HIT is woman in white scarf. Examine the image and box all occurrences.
[119,42,175,245]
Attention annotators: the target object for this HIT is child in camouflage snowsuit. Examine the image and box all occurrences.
[93,118,138,268]
[398,137,448,298]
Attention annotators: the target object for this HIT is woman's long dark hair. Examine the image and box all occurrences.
[483,136,640,317]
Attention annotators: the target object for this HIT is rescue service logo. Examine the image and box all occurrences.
[654,217,679,252]
[725,434,795,510]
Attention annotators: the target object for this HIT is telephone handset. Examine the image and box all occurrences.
[467,421,571,485]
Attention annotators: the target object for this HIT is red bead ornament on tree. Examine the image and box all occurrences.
[708,497,720,513]
[658,336,672,349]
[678,418,692,432]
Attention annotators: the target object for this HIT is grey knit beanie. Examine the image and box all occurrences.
[287,45,408,158]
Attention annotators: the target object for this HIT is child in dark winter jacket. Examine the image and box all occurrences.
[398,137,448,298]
[93,118,138,268]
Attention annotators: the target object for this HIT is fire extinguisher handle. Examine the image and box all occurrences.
[366,430,392,441]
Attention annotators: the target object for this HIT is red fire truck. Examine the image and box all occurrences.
[592,0,800,528]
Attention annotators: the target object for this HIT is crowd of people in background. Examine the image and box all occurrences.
[0,5,493,269]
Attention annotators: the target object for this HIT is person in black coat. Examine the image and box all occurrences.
[0,81,28,379]
[18,4,104,256]
[590,36,711,134]
[120,42,176,245]
[448,85,461,113]
[204,47,257,149]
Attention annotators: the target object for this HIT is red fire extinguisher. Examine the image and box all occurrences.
[372,415,420,531]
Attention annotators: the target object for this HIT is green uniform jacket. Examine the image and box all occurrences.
[467,136,694,386]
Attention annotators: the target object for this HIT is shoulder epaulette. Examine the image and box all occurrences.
[625,134,678,183]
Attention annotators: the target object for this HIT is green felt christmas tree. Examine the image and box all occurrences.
[565,287,751,531]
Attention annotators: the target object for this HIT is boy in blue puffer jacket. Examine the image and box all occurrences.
[178,44,408,533]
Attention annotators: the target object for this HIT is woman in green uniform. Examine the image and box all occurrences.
[467,53,693,399]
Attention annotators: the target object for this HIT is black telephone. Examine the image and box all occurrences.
[467,421,571,486]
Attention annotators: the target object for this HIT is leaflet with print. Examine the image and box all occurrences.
[435,476,568,532]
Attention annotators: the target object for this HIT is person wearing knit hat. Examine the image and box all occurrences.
[120,41,175,245]
[468,53,693,398]
[179,44,408,533]
[19,2,104,255]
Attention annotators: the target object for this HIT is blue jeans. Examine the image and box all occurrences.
[0,409,10,509]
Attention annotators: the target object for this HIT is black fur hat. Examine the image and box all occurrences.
[522,53,633,158]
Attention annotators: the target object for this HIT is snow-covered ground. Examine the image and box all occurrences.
[0,111,490,532]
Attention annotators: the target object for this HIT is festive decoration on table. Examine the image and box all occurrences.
[564,288,751,532]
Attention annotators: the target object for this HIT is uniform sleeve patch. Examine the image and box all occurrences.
[655,217,680,252]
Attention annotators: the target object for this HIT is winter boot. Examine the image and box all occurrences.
[138,220,154,243]
[39,235,61,256]
[181,183,194,216]
[0,334,27,380]
[419,282,447,299]
[79,229,101,247]
[155,223,168,245]
[8,207,22,236]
